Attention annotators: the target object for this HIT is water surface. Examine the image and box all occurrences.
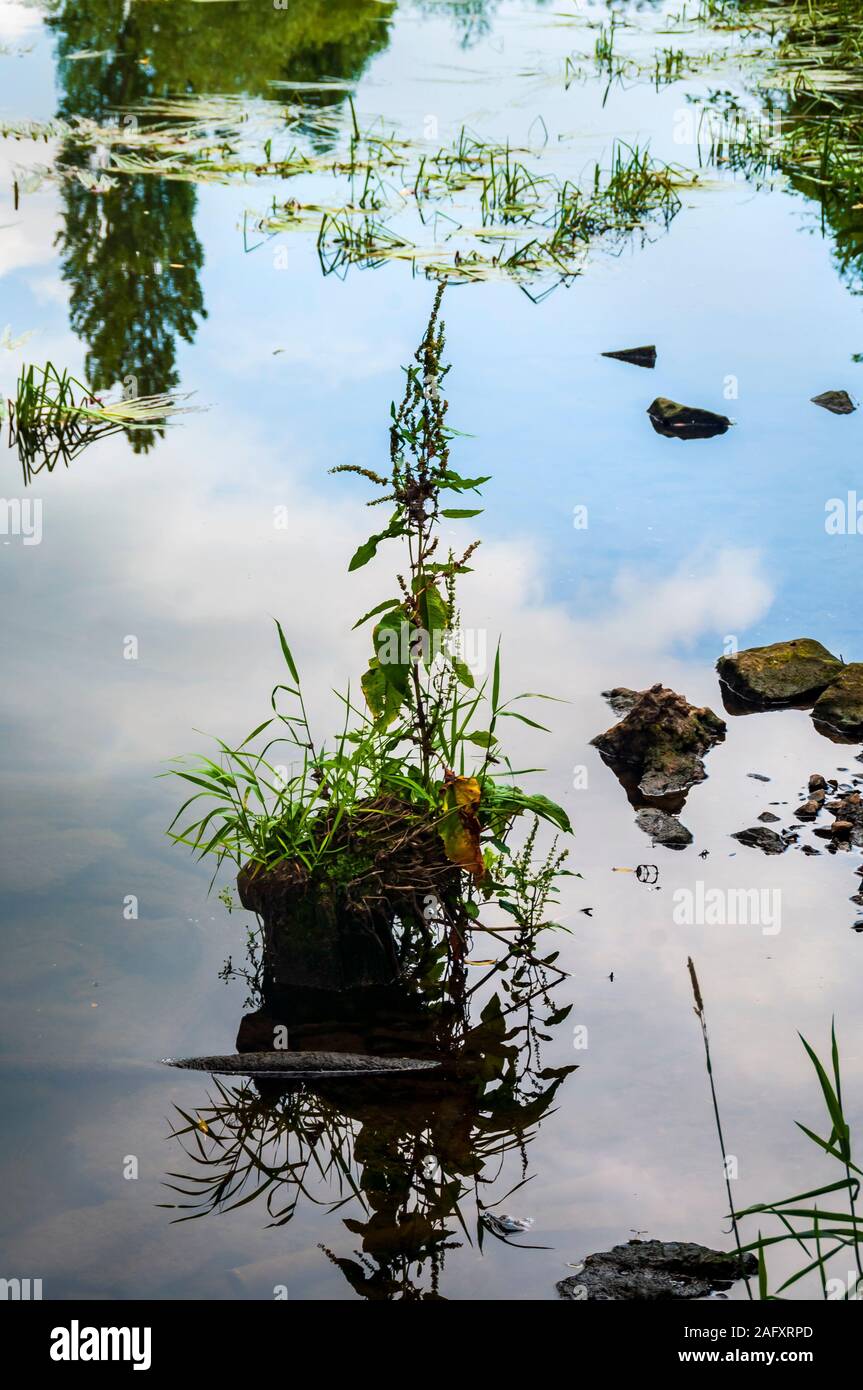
[1,0,862,1300]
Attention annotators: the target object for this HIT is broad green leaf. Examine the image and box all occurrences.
[373,611,413,697]
[352,598,402,630]
[361,662,405,728]
[466,731,497,749]
[439,471,492,493]
[348,515,405,572]
[452,657,475,688]
[418,581,449,664]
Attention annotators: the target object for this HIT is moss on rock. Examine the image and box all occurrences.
[716,639,842,706]
[812,663,863,740]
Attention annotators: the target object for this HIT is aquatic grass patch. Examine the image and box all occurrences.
[260,132,689,292]
[680,0,863,286]
[3,86,690,294]
[733,1021,863,1298]
[7,361,196,483]
[160,974,574,1259]
[689,960,862,1297]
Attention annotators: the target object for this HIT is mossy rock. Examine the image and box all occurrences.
[812,664,863,741]
[647,397,730,440]
[238,859,399,992]
[592,684,726,798]
[716,639,842,706]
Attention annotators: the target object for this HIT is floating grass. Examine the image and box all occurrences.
[8,361,197,483]
[3,84,691,295]
[258,131,689,292]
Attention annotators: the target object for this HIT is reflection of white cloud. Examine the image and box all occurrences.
[0,1,41,42]
[0,397,775,783]
[27,272,69,306]
[210,312,412,388]
[0,144,60,279]
[605,549,773,655]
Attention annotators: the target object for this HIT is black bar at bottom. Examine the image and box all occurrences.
[6,1294,856,1374]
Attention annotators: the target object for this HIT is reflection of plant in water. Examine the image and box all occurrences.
[162,963,576,1298]
[38,0,395,450]
[261,131,685,294]
[693,0,863,296]
[7,361,195,484]
[0,1,691,301]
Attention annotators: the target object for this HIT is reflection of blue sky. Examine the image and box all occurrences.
[0,0,862,1299]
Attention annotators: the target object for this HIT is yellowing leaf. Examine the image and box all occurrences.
[438,771,484,880]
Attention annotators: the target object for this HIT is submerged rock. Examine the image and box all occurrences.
[717,638,842,706]
[812,664,863,741]
[556,1239,756,1301]
[602,345,657,368]
[647,396,731,440]
[163,1051,441,1077]
[636,808,693,849]
[811,389,856,415]
[592,684,726,798]
[732,826,788,855]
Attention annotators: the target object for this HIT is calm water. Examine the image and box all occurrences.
[1,0,862,1301]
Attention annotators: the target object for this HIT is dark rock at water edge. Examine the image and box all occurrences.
[636,808,692,848]
[238,858,400,993]
[592,683,726,798]
[732,826,788,855]
[824,790,863,846]
[602,345,657,368]
[717,638,842,707]
[811,390,856,415]
[647,396,731,440]
[556,1240,756,1301]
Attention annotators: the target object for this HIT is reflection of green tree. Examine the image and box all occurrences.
[45,0,395,447]
[721,0,863,295]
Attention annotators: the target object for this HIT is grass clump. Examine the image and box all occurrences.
[7,361,196,483]
[734,1021,863,1299]
[168,290,574,976]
